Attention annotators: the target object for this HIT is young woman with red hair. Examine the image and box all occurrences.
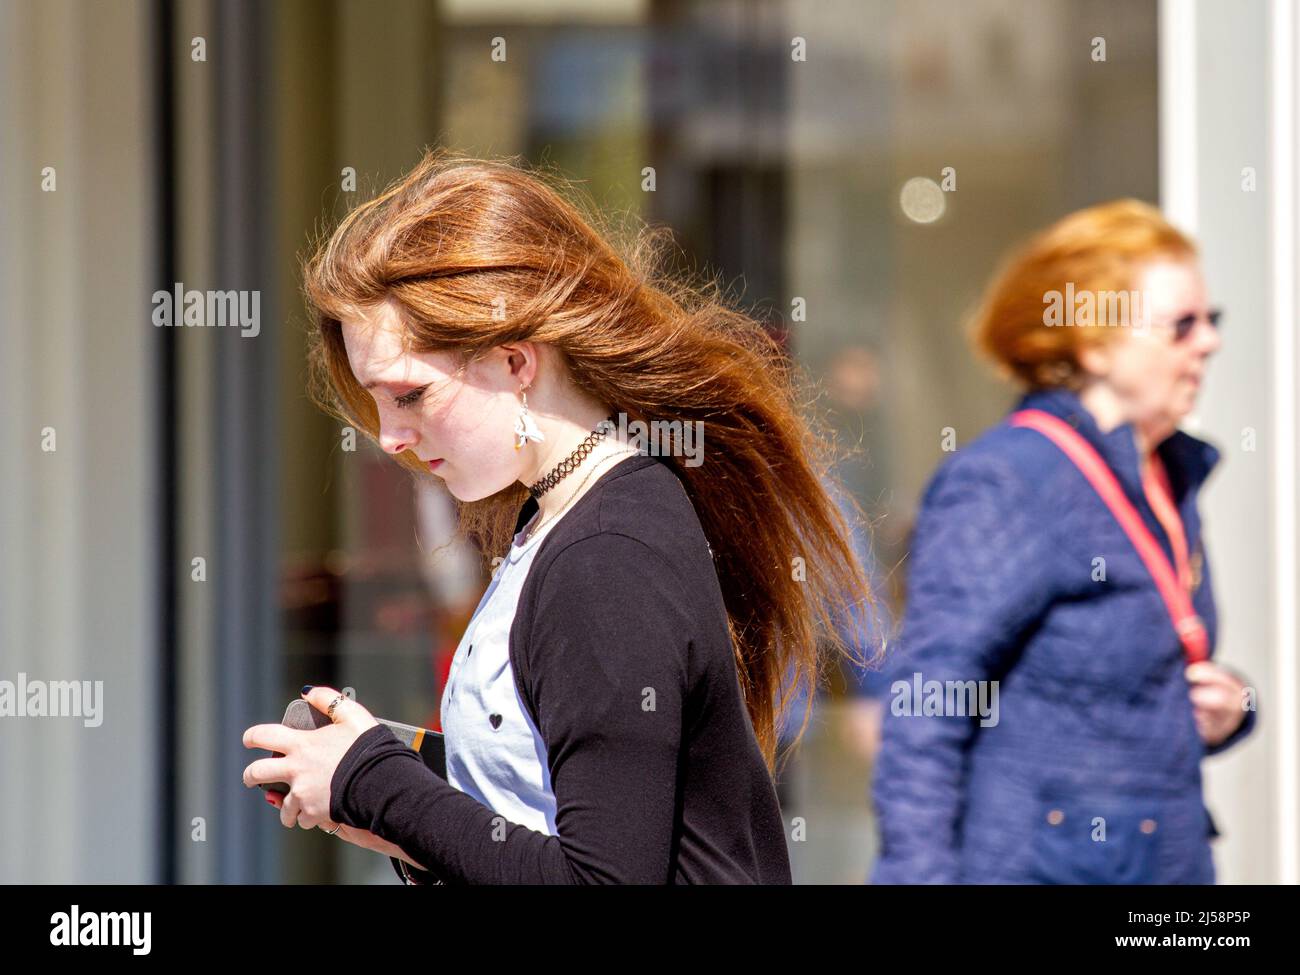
[241,149,876,884]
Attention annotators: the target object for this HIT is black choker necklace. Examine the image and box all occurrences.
[527,416,615,500]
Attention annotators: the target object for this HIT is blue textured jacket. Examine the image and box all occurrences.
[871,388,1257,884]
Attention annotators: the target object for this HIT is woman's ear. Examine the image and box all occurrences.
[501,341,540,390]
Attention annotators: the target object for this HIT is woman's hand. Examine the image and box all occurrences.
[242,685,380,833]
[261,789,428,870]
[1186,661,1249,747]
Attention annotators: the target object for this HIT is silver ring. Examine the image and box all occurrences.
[323,823,341,835]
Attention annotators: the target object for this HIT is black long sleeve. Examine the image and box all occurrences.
[331,533,690,884]
[329,454,791,884]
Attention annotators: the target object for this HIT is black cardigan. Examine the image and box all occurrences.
[329,452,792,884]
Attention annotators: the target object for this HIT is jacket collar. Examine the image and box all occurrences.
[1013,387,1220,503]
[511,451,659,535]
[513,495,539,536]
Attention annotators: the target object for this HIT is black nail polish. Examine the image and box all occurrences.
[301,685,313,694]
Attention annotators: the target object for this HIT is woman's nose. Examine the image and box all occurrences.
[378,419,418,455]
[1194,316,1222,355]
[381,436,413,455]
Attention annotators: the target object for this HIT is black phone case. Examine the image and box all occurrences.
[261,698,446,795]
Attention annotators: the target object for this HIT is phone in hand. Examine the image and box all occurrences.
[260,698,446,795]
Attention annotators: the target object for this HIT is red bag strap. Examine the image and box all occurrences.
[1009,409,1209,663]
[1144,452,1194,592]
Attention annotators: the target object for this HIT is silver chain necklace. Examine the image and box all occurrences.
[519,440,630,546]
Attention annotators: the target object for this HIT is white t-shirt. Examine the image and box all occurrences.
[438,506,559,835]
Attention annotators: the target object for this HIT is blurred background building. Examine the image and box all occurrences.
[1,0,1295,883]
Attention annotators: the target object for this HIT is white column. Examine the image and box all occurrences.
[1161,0,1300,884]
[0,0,159,882]
[1267,0,1299,886]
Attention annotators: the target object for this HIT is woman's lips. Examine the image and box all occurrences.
[428,458,444,471]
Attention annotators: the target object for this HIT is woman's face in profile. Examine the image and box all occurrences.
[1086,257,1222,437]
[340,298,526,502]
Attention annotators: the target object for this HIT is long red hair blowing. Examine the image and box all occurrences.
[302,148,879,771]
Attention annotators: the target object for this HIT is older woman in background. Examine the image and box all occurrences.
[872,200,1257,884]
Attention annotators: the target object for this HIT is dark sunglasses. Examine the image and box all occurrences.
[1169,307,1223,342]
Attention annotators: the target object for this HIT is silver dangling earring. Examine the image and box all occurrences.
[514,385,545,450]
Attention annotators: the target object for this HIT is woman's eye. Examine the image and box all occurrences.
[394,385,429,409]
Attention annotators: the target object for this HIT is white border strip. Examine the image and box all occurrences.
[1159,0,1199,233]
[1269,0,1298,886]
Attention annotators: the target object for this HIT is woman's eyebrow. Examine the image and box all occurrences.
[362,378,417,391]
